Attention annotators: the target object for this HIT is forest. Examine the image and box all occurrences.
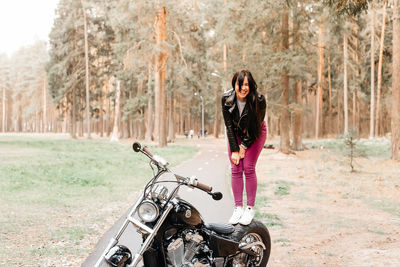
[0,0,399,159]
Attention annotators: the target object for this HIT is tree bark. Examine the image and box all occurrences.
[328,55,333,134]
[391,0,400,159]
[99,88,104,137]
[293,80,303,150]
[167,91,175,142]
[71,85,77,139]
[343,33,349,134]
[155,6,167,147]
[292,2,303,150]
[280,8,290,153]
[2,86,5,132]
[42,76,47,132]
[110,80,121,142]
[369,4,376,138]
[81,0,91,139]
[375,2,387,136]
[213,84,220,138]
[316,23,324,139]
[353,90,357,128]
[145,62,153,141]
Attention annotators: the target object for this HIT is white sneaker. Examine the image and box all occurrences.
[238,206,255,225]
[228,206,244,224]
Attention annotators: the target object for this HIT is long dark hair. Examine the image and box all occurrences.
[231,69,262,140]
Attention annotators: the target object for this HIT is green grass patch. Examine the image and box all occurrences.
[363,198,400,218]
[0,136,198,232]
[273,238,291,243]
[367,229,387,235]
[255,211,282,227]
[304,138,390,159]
[50,226,96,243]
[0,137,198,206]
[274,180,291,196]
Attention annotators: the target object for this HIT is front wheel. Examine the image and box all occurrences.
[228,220,271,267]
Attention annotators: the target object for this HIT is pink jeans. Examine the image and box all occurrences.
[227,122,267,207]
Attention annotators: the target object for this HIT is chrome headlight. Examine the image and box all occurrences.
[137,200,159,222]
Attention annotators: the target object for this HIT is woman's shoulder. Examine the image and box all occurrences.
[222,88,235,98]
[257,93,266,108]
[221,88,235,105]
[257,93,265,100]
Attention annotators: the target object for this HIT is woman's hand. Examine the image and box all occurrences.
[239,146,246,159]
[231,152,240,165]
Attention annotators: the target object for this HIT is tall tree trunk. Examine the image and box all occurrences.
[2,87,5,132]
[369,4,376,138]
[280,8,290,153]
[292,2,303,150]
[391,0,400,159]
[343,34,349,134]
[110,80,121,142]
[81,0,91,139]
[154,61,160,141]
[106,81,111,137]
[42,77,47,132]
[155,6,167,147]
[137,80,145,140]
[179,93,184,134]
[352,90,357,128]
[71,86,77,139]
[99,89,104,137]
[376,2,387,136]
[293,80,303,150]
[353,22,361,133]
[328,55,333,134]
[145,62,153,141]
[316,23,324,139]
[213,84,220,138]
[168,91,175,142]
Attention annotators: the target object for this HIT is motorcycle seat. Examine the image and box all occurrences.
[205,223,235,235]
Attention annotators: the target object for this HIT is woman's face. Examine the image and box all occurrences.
[235,75,249,101]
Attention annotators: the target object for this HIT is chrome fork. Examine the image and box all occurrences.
[94,195,174,267]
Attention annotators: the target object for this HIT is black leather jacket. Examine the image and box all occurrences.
[221,88,266,152]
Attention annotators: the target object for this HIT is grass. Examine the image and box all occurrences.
[0,135,198,264]
[0,136,197,205]
[255,211,282,227]
[274,180,291,196]
[362,198,400,218]
[273,238,291,243]
[304,138,391,160]
[367,229,387,235]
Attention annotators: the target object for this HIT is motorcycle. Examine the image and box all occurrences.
[95,142,271,267]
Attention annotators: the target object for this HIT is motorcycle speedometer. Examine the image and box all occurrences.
[137,200,159,222]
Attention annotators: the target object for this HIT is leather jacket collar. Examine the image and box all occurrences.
[223,88,237,113]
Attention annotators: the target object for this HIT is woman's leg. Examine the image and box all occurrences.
[243,122,267,206]
[227,137,244,207]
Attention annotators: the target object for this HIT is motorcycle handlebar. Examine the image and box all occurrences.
[175,175,212,193]
[196,182,212,192]
[134,142,221,199]
[142,147,154,158]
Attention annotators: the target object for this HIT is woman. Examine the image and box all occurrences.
[221,69,267,225]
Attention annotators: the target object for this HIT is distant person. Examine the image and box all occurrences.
[188,129,194,139]
[221,69,267,225]
[198,129,207,138]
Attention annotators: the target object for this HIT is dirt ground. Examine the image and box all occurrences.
[257,145,400,266]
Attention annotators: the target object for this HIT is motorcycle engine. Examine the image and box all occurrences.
[166,230,210,267]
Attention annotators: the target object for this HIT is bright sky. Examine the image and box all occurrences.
[0,0,59,56]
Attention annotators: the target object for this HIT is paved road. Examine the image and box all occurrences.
[82,140,232,267]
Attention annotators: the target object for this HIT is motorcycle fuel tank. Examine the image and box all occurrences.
[169,198,203,226]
